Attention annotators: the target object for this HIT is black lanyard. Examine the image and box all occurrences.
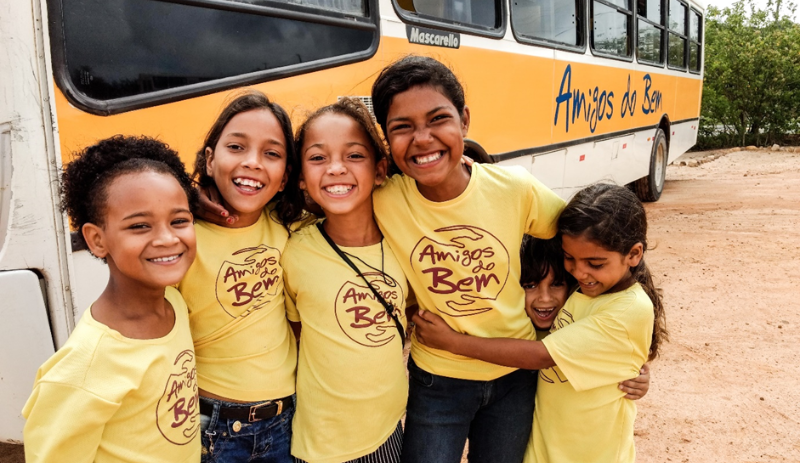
[316,222,405,348]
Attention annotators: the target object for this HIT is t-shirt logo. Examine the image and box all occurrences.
[410,225,509,317]
[335,272,405,348]
[540,309,574,384]
[215,245,282,318]
[157,350,199,444]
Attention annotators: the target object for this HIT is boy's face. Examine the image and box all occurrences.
[523,269,568,331]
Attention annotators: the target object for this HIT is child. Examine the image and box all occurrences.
[178,90,305,462]
[519,235,650,399]
[282,98,408,463]
[413,183,668,463]
[369,55,567,463]
[23,136,200,462]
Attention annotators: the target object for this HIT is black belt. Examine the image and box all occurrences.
[200,395,293,423]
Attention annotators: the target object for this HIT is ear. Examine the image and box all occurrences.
[625,242,644,268]
[205,147,215,177]
[298,168,307,191]
[460,106,471,138]
[279,165,290,192]
[374,158,388,186]
[82,223,108,259]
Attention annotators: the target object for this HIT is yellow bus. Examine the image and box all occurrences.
[0,0,703,440]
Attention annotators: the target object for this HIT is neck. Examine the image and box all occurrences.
[418,163,471,202]
[323,201,382,247]
[607,270,636,295]
[93,274,167,322]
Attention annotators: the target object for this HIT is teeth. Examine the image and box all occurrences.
[150,255,179,263]
[324,185,353,195]
[414,152,443,165]
[233,178,264,189]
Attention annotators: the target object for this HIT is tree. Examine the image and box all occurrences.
[699,0,800,147]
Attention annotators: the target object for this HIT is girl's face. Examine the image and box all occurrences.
[562,234,643,297]
[523,269,569,331]
[384,85,469,198]
[299,113,387,218]
[84,171,196,290]
[206,109,288,227]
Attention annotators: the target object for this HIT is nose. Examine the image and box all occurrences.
[240,148,263,170]
[538,287,554,303]
[413,126,434,145]
[327,156,347,175]
[153,224,181,247]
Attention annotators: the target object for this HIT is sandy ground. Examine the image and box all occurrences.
[3,149,799,463]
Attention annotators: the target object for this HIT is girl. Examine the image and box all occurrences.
[369,55,567,463]
[178,90,305,463]
[23,135,200,462]
[281,97,408,463]
[413,183,668,463]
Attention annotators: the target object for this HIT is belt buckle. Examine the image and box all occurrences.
[248,400,282,422]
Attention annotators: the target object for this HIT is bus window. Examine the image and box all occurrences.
[667,0,687,69]
[50,0,377,114]
[234,0,367,16]
[591,0,632,58]
[636,0,664,65]
[511,0,583,49]
[395,0,501,31]
[689,9,702,72]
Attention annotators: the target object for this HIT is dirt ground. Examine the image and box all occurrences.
[3,149,799,463]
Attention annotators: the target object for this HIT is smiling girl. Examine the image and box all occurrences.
[23,136,200,462]
[178,90,305,462]
[282,98,408,463]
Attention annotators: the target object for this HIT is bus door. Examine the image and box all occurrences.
[0,0,75,442]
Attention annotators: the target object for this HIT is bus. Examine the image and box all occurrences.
[0,0,704,441]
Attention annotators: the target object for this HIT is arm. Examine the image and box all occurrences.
[23,382,119,463]
[412,309,556,370]
[619,362,650,400]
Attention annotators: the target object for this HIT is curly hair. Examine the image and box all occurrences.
[557,183,668,361]
[192,89,305,230]
[61,135,198,250]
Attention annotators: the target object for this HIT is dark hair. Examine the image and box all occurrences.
[557,183,667,361]
[295,97,387,163]
[371,55,466,137]
[192,89,304,229]
[520,235,576,291]
[61,135,198,254]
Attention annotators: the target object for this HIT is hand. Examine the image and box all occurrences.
[461,155,474,166]
[196,184,238,226]
[412,309,459,351]
[619,362,650,400]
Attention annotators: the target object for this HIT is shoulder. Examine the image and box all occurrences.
[475,163,531,184]
[598,284,654,324]
[374,174,411,204]
[283,226,322,263]
[164,287,189,317]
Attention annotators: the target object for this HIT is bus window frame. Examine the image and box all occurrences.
[510,0,587,54]
[589,0,635,63]
[666,0,689,71]
[688,7,703,74]
[635,0,667,68]
[391,0,507,39]
[46,0,381,116]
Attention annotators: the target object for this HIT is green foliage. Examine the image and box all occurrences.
[699,0,800,148]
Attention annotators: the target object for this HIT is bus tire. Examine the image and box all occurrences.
[634,128,668,202]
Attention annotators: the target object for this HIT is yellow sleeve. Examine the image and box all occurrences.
[282,253,300,323]
[23,382,120,463]
[541,302,651,392]
[524,174,566,239]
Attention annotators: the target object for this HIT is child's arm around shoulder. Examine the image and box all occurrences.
[412,309,556,370]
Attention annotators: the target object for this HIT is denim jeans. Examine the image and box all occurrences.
[200,395,294,463]
[401,357,537,463]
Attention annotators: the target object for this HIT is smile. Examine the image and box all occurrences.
[533,307,557,319]
[147,254,182,264]
[412,151,443,165]
[323,184,354,196]
[233,177,264,191]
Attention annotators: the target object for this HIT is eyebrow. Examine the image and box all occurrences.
[122,208,191,220]
[304,141,369,154]
[386,105,451,125]
[225,132,285,148]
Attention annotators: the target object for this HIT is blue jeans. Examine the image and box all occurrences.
[200,395,294,463]
[401,357,537,463]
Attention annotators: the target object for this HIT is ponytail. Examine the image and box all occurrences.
[631,260,667,360]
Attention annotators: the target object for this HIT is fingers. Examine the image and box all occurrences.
[461,155,475,166]
[618,382,645,400]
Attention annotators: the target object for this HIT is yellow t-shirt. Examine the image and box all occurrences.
[283,225,408,463]
[373,163,565,380]
[22,287,200,463]
[527,284,654,463]
[178,210,297,401]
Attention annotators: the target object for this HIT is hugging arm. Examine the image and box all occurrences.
[412,309,556,370]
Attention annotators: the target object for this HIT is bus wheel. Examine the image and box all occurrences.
[634,128,668,202]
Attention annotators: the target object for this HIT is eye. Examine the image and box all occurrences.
[431,113,451,123]
[388,123,411,133]
[588,262,604,270]
[226,143,244,151]
[172,218,191,226]
[522,282,538,290]
[128,223,150,230]
[307,153,325,162]
[265,150,283,159]
[348,152,367,160]
[551,281,566,288]
[563,255,574,261]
